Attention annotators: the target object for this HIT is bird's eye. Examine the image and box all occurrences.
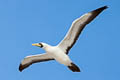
[39,43,43,48]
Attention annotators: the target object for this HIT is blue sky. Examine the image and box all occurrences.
[0,0,120,80]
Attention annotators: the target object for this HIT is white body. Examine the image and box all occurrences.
[44,45,72,66]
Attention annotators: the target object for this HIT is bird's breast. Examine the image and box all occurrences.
[47,47,71,65]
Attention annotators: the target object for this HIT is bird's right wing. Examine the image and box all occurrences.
[19,53,54,72]
[58,6,108,54]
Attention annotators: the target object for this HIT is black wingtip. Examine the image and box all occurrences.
[93,6,108,13]
[99,6,108,10]
[19,64,23,72]
[102,5,108,8]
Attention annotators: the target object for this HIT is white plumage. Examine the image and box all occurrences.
[19,6,108,72]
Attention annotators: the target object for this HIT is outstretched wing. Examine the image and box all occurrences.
[58,6,108,54]
[19,53,54,72]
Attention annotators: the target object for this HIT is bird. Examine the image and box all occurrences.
[19,6,108,72]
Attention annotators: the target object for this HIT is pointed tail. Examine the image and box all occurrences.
[68,63,80,72]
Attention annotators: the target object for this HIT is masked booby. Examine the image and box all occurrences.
[19,6,108,72]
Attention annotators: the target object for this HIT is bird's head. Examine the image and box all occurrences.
[32,42,44,48]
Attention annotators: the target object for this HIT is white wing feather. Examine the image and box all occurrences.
[19,53,54,71]
[58,6,108,54]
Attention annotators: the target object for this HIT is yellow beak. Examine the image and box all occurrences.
[32,43,40,47]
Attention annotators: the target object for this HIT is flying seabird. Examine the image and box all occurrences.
[19,6,108,72]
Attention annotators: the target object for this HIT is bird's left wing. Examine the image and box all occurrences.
[19,53,54,72]
[58,6,108,54]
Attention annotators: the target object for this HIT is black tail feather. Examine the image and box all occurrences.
[68,63,80,72]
